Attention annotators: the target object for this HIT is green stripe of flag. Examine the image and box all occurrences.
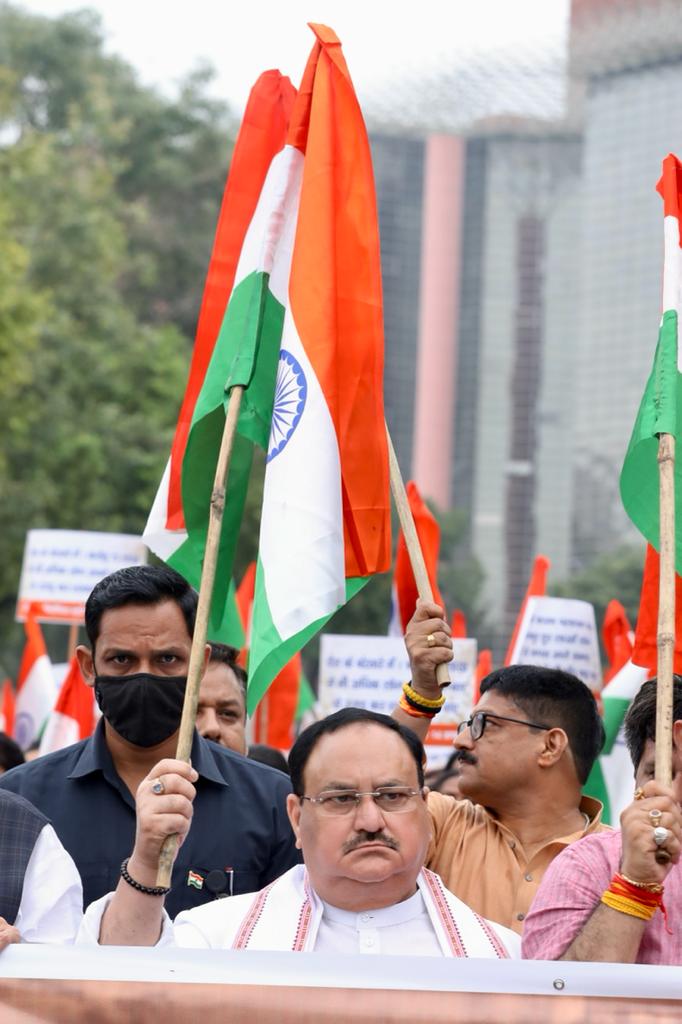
[170,270,284,645]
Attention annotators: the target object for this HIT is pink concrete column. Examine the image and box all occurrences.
[412,135,465,509]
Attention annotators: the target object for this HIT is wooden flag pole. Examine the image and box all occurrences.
[656,431,675,864]
[156,385,244,888]
[66,623,79,661]
[385,426,451,689]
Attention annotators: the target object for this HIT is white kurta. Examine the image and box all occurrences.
[80,865,520,958]
[14,824,83,943]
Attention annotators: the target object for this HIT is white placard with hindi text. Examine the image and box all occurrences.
[16,529,148,624]
[508,596,602,692]
[318,634,477,760]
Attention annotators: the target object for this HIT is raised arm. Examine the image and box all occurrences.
[522,781,681,963]
[97,759,197,946]
[392,600,453,742]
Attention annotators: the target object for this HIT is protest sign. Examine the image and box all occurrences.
[507,596,602,692]
[318,634,477,765]
[16,530,147,624]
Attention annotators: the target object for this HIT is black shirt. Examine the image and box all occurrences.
[0,721,301,917]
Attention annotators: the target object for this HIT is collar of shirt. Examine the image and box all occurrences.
[491,794,605,860]
[67,720,230,795]
[321,888,425,930]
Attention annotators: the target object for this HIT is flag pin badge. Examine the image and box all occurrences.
[187,870,204,890]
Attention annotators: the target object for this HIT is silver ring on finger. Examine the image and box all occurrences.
[151,778,166,796]
[653,825,671,847]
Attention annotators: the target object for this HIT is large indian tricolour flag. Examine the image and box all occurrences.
[145,25,391,711]
[620,153,682,566]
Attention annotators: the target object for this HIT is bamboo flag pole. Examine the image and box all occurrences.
[386,425,451,689]
[156,385,244,887]
[655,432,675,863]
[66,623,79,661]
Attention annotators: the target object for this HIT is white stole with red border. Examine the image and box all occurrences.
[226,865,518,957]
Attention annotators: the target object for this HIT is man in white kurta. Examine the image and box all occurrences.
[79,709,518,958]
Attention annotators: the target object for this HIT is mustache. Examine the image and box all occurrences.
[453,750,478,767]
[342,830,400,854]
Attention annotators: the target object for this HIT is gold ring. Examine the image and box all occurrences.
[426,633,436,648]
[634,788,645,801]
[650,808,663,821]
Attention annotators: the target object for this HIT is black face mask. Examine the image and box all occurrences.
[94,673,187,748]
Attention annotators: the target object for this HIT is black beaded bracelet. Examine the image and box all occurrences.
[120,857,170,897]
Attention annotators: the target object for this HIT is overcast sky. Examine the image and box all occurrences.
[18,0,571,111]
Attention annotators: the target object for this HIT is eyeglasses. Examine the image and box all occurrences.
[456,711,550,742]
[300,787,422,816]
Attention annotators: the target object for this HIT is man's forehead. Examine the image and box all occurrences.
[202,663,245,705]
[471,690,519,717]
[97,600,191,645]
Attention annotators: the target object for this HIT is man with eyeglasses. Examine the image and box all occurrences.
[393,600,607,933]
[78,708,519,956]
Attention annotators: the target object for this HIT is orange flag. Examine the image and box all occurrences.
[504,555,550,666]
[394,481,445,632]
[474,649,493,705]
[632,544,682,673]
[0,680,15,736]
[602,599,634,683]
[39,657,96,754]
[451,610,467,639]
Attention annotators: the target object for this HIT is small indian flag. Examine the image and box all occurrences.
[187,870,204,890]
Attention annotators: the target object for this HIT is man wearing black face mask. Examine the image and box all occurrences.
[0,565,301,915]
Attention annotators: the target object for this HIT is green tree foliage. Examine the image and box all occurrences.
[0,4,235,672]
[551,544,645,647]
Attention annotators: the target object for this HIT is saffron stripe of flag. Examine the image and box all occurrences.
[620,153,682,569]
[602,599,634,684]
[39,656,96,755]
[246,24,391,712]
[632,544,682,673]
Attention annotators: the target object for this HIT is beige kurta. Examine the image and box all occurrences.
[426,793,606,933]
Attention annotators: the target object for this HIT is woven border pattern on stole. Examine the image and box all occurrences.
[292,895,313,951]
[421,869,467,957]
[474,912,509,958]
[231,880,277,950]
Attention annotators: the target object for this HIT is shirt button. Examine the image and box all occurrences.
[517,913,525,922]
[524,873,533,882]
[362,934,375,947]
[360,913,371,923]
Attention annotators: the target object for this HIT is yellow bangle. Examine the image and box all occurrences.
[402,681,446,710]
[601,890,657,920]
